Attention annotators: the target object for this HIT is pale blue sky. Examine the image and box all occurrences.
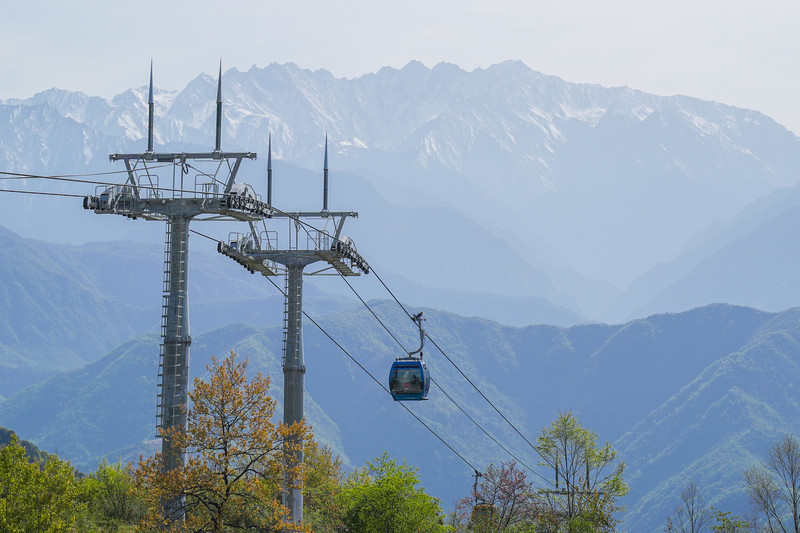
[2,0,798,133]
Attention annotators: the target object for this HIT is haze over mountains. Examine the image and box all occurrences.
[2,60,799,323]
[2,240,799,532]
[1,61,800,532]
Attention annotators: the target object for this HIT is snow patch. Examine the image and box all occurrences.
[682,111,720,137]
[631,105,654,121]
[561,105,606,125]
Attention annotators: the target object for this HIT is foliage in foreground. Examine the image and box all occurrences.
[537,410,629,531]
[448,411,628,532]
[302,438,346,532]
[338,452,450,533]
[134,352,309,532]
[0,436,144,532]
[1,351,449,533]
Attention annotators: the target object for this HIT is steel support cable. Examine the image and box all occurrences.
[338,273,553,487]
[429,376,550,486]
[281,250,546,485]
[0,165,173,181]
[338,275,410,355]
[272,280,480,473]
[188,228,480,474]
[424,332,547,462]
[5,168,558,483]
[0,167,238,199]
[0,171,170,194]
[1,177,552,474]
[203,206,555,471]
[0,188,86,198]
[367,265,553,469]
[272,279,545,495]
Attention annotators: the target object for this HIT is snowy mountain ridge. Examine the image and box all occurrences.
[2,60,799,319]
[5,61,778,177]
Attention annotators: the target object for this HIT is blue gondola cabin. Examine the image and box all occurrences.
[389,359,430,401]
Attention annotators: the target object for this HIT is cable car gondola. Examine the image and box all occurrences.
[389,358,430,401]
[389,312,430,401]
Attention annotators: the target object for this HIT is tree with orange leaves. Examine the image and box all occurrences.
[134,352,309,532]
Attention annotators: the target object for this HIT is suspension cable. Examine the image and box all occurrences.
[188,228,480,473]
[0,178,555,478]
[205,200,554,471]
[0,188,86,198]
[337,271,552,486]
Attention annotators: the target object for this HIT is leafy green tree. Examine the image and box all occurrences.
[710,508,751,533]
[536,411,628,532]
[0,435,91,532]
[0,427,49,464]
[80,460,144,531]
[339,452,449,532]
[302,438,346,532]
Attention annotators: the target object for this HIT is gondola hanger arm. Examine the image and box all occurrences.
[407,312,426,358]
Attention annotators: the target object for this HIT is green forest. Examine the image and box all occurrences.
[2,351,795,533]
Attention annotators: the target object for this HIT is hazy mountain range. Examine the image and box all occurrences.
[2,60,799,323]
[2,61,800,532]
[1,238,798,531]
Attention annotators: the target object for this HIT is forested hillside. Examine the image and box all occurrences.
[2,292,798,531]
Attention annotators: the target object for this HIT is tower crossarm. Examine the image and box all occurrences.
[221,244,368,277]
[323,237,370,275]
[109,151,257,163]
[109,152,255,197]
[219,209,368,275]
[83,190,273,220]
[272,210,357,219]
[312,250,361,275]
[217,241,280,276]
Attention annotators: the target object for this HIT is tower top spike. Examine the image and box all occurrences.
[267,134,273,206]
[215,60,223,151]
[147,61,155,153]
[148,60,154,104]
[323,134,329,210]
[217,60,222,104]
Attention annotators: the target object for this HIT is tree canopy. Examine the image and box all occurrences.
[338,452,449,533]
[452,460,541,532]
[134,352,309,532]
[0,436,88,532]
[536,410,628,532]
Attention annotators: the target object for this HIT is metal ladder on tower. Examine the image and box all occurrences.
[282,271,302,368]
[157,226,172,429]
[156,221,187,430]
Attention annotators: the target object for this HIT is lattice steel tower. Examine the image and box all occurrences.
[83,63,270,515]
[218,136,369,524]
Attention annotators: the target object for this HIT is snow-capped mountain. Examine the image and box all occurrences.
[2,60,799,321]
